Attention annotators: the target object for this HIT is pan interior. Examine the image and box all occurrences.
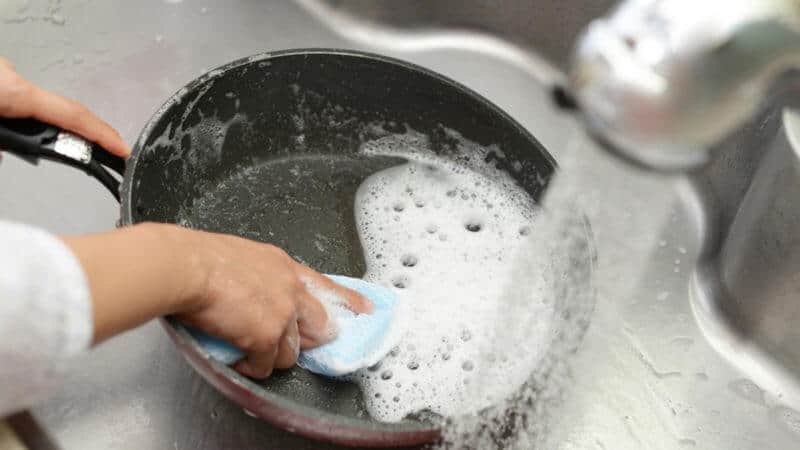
[176,154,403,276]
[127,51,572,430]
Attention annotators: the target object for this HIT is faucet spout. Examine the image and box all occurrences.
[568,0,800,171]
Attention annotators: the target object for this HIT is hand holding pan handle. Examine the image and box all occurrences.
[0,117,126,201]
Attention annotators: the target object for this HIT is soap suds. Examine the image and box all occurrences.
[346,130,581,425]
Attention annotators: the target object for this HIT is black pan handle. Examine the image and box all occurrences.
[0,117,126,201]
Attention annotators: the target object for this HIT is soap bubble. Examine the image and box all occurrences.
[465,221,482,232]
[401,255,418,267]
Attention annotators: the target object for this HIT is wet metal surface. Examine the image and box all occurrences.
[2,1,799,449]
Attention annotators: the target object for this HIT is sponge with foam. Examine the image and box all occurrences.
[186,275,401,377]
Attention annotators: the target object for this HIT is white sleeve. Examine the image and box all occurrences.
[0,220,93,416]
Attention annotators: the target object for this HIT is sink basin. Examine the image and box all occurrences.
[297,0,800,447]
[3,0,800,448]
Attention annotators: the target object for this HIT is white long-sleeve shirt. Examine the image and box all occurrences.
[0,220,93,416]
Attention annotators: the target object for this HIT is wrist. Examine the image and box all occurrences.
[135,222,210,314]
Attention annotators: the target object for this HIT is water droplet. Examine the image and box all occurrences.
[381,370,393,380]
[393,202,405,212]
[407,361,419,370]
[729,378,766,405]
[519,226,531,236]
[462,360,474,371]
[671,336,694,350]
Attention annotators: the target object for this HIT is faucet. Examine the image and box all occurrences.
[570,0,800,403]
[568,0,800,171]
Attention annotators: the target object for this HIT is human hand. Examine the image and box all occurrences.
[176,228,373,377]
[0,57,130,157]
[64,223,372,378]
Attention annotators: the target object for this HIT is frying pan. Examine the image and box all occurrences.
[0,49,586,447]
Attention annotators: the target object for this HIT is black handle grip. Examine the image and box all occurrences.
[0,118,126,201]
[0,118,60,161]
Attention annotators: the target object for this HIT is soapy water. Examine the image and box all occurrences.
[348,132,556,423]
[346,130,595,448]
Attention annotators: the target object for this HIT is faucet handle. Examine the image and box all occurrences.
[568,0,800,171]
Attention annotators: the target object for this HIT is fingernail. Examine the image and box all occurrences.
[362,299,374,314]
[287,334,300,357]
[354,295,373,314]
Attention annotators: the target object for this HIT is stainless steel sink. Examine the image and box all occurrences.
[3,0,800,448]
[298,0,800,448]
[691,107,800,410]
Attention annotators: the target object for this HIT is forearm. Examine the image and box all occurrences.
[61,223,204,343]
[0,220,93,415]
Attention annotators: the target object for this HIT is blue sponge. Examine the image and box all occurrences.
[186,275,401,377]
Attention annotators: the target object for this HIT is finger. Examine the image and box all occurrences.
[274,319,300,369]
[233,344,279,379]
[295,265,373,314]
[0,58,14,70]
[296,289,335,349]
[25,85,131,157]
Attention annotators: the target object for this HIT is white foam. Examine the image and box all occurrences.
[348,130,558,422]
